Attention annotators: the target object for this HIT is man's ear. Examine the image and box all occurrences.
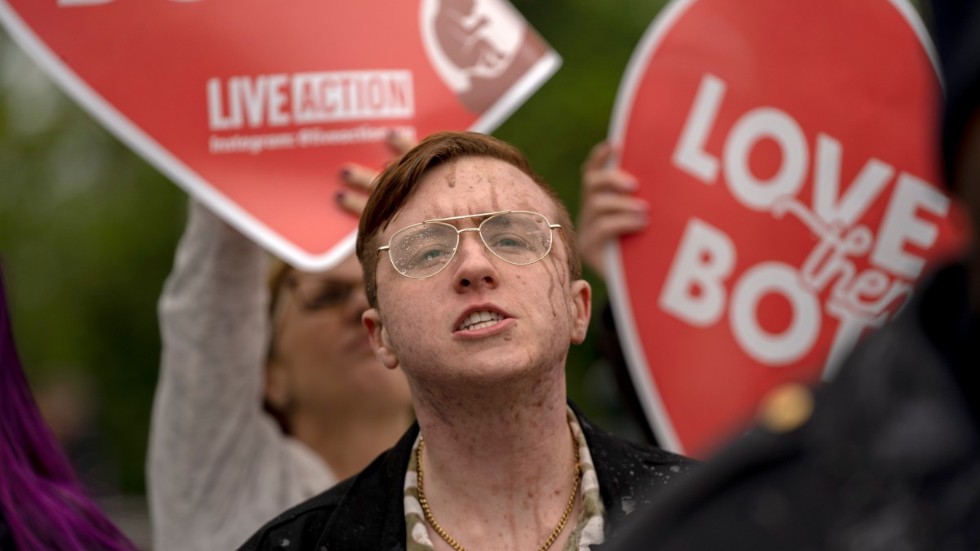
[569,279,591,345]
[363,308,399,369]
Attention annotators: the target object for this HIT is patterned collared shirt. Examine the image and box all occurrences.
[403,407,606,550]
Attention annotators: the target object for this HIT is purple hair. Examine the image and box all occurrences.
[0,266,135,551]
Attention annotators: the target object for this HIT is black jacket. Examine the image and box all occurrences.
[240,404,694,550]
[609,263,980,550]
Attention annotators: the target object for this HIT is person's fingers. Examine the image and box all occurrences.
[334,131,418,216]
[578,141,647,278]
[577,186,648,278]
[338,163,378,192]
[578,193,648,226]
[578,213,649,278]
[386,130,417,155]
[588,211,649,239]
[335,189,370,216]
[337,164,377,216]
[337,130,418,216]
[582,141,615,175]
[582,167,638,197]
[578,209,649,247]
[578,195,649,237]
[582,143,637,196]
[335,164,375,216]
[338,131,418,192]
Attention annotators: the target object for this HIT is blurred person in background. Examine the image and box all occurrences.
[605,0,980,548]
[0,264,136,551]
[147,134,416,551]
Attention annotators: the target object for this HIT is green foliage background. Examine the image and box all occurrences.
[0,0,927,494]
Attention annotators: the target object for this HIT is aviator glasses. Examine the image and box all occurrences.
[379,210,562,279]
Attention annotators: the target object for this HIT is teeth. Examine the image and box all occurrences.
[459,310,504,331]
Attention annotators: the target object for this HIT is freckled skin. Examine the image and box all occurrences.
[541,254,563,319]
[446,159,457,188]
[489,180,500,211]
[363,156,589,396]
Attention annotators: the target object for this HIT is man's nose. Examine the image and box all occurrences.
[452,230,498,291]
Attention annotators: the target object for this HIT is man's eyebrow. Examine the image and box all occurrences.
[423,210,508,223]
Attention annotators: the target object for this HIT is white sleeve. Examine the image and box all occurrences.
[148,201,335,551]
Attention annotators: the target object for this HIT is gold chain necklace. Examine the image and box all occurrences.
[415,435,582,551]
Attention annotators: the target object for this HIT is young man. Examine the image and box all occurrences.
[240,132,692,551]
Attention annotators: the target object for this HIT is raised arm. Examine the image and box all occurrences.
[148,130,413,551]
[149,202,332,551]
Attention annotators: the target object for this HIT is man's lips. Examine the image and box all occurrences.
[454,305,512,332]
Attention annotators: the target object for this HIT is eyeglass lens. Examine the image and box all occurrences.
[388,212,554,278]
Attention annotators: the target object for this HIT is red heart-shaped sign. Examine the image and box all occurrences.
[608,0,967,457]
[0,0,558,270]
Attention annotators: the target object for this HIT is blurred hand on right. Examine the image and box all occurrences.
[577,141,649,280]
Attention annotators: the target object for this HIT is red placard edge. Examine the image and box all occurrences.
[0,1,561,272]
[602,0,939,455]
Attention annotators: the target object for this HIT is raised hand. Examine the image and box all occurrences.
[577,141,649,279]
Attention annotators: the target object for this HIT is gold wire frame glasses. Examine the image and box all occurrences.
[378,210,562,279]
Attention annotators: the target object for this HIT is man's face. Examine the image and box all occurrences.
[362,156,591,388]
